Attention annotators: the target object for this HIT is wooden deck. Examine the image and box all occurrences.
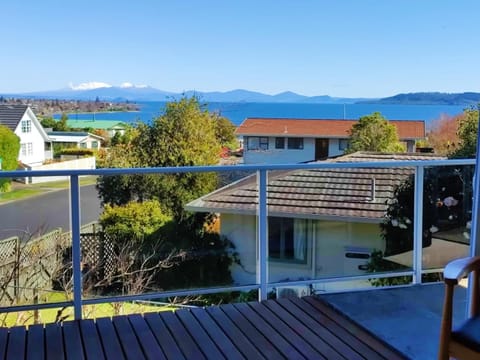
[0,296,407,359]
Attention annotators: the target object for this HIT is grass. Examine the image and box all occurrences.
[0,292,176,327]
[0,176,98,204]
[0,188,43,202]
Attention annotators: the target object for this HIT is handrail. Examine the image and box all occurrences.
[0,158,474,179]
[0,158,474,320]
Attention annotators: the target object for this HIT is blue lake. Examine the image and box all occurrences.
[56,101,468,128]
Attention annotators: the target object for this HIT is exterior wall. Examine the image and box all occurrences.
[18,157,96,184]
[243,137,315,164]
[220,214,384,288]
[14,112,47,166]
[221,214,257,285]
[327,138,346,158]
[79,137,101,150]
[405,140,415,152]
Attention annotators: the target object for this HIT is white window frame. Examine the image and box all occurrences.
[21,120,31,133]
[20,142,33,156]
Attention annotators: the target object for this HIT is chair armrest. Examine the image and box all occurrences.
[444,256,480,285]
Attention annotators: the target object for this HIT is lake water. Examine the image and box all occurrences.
[57,101,468,129]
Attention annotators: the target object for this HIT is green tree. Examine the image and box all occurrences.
[57,113,70,131]
[97,96,221,221]
[100,199,170,250]
[451,108,479,159]
[40,116,57,129]
[40,114,70,131]
[0,125,20,192]
[347,112,405,153]
[214,114,238,149]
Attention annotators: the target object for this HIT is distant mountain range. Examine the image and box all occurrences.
[2,82,479,105]
[359,92,480,106]
[2,82,368,104]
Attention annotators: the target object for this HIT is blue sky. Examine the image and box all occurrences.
[1,1,479,97]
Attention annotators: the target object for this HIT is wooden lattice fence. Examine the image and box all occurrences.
[0,229,67,306]
[79,230,115,280]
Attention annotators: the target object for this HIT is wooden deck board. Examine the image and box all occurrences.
[79,319,105,360]
[304,296,406,360]
[127,314,166,360]
[232,302,305,359]
[0,328,8,360]
[277,297,364,360]
[263,299,343,359]
[0,296,408,360]
[159,310,205,359]
[112,315,145,360]
[290,297,384,360]
[190,308,244,360]
[220,303,283,359]
[25,324,44,360]
[96,317,125,360]
[44,323,64,360]
[175,308,225,359]
[62,321,84,360]
[6,326,26,360]
[205,305,264,359]
[248,300,324,359]
[143,313,185,360]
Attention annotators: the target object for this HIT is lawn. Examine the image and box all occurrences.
[0,292,176,327]
[0,176,98,204]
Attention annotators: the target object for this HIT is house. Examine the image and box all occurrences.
[0,104,52,166]
[47,131,104,150]
[67,120,127,137]
[236,118,426,164]
[186,152,445,291]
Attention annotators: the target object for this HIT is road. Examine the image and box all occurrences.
[0,184,102,241]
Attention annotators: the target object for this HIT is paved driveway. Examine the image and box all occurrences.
[0,184,102,241]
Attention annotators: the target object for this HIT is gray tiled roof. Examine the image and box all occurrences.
[187,152,446,222]
[0,104,28,131]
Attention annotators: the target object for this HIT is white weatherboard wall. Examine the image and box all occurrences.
[221,214,257,284]
[15,112,47,166]
[19,157,96,184]
[220,214,384,289]
[243,137,315,164]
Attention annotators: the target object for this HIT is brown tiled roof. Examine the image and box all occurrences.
[235,118,425,140]
[186,152,445,222]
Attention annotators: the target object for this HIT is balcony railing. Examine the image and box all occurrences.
[0,158,476,322]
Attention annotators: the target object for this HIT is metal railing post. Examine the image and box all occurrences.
[70,175,82,319]
[258,169,268,301]
[413,165,424,284]
[468,108,480,315]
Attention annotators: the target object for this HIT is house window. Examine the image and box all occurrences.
[246,136,269,150]
[91,141,99,149]
[339,139,350,151]
[268,217,310,263]
[21,120,31,133]
[275,137,285,149]
[80,143,87,148]
[287,138,304,150]
[20,143,33,156]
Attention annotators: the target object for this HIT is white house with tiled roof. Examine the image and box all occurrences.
[236,118,426,164]
[0,104,52,166]
[187,152,445,291]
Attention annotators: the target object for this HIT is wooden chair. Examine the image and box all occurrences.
[439,256,480,360]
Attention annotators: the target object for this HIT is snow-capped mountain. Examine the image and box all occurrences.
[7,82,367,103]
